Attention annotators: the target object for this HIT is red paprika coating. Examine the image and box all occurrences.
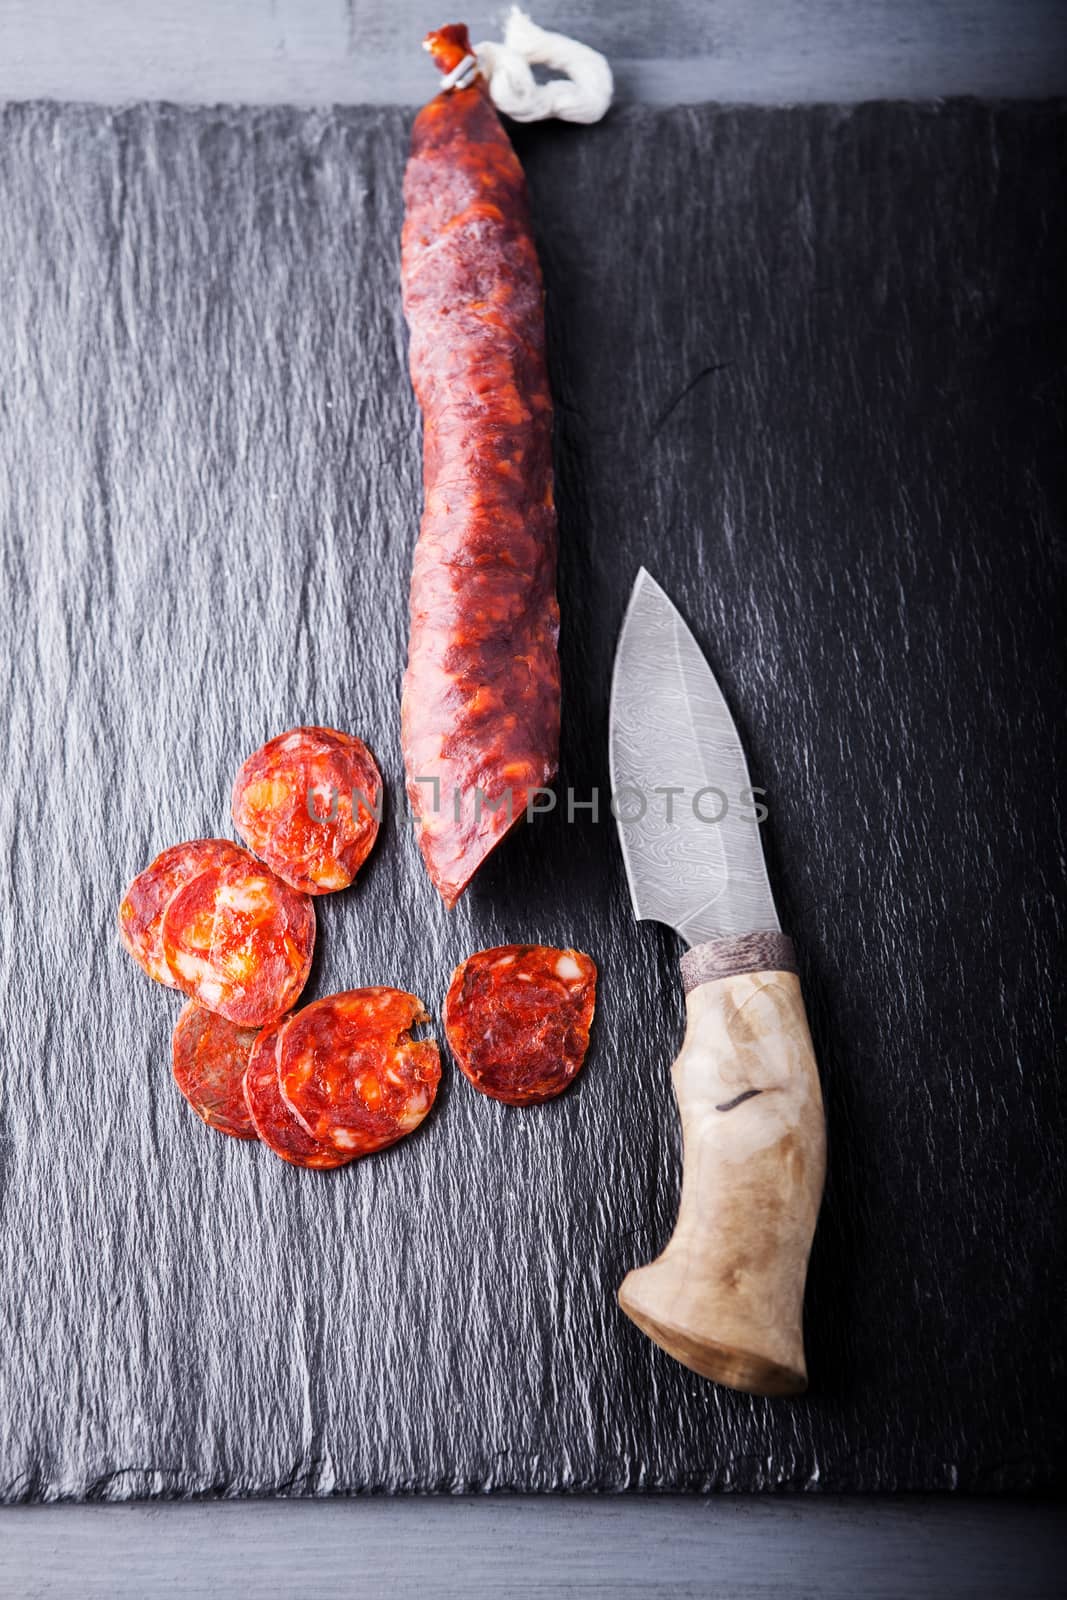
[161,852,315,1027]
[232,726,382,895]
[444,944,597,1105]
[400,23,560,909]
[171,1001,259,1140]
[278,988,441,1156]
[243,1019,351,1169]
[118,838,245,987]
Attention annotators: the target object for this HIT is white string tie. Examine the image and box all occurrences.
[473,7,613,125]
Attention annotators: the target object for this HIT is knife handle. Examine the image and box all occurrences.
[617,933,825,1397]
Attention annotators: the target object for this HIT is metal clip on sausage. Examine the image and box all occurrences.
[437,52,479,91]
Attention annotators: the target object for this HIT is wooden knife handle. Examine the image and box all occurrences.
[618,933,826,1397]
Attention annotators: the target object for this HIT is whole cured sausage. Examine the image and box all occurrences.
[243,1020,351,1170]
[401,23,560,908]
[232,726,382,896]
[444,944,597,1105]
[161,852,315,1027]
[278,988,440,1156]
[171,1001,259,1140]
[118,838,244,987]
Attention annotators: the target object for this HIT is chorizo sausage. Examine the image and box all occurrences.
[118,838,244,987]
[400,23,560,908]
[242,1019,352,1169]
[444,944,597,1104]
[278,988,440,1156]
[161,852,315,1027]
[171,1000,259,1140]
[232,726,382,895]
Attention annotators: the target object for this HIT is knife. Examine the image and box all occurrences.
[609,568,826,1398]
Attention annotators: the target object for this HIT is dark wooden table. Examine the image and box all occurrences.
[0,2,1063,1594]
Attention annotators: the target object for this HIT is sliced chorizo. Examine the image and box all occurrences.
[118,838,244,987]
[232,725,382,895]
[278,988,440,1157]
[444,944,597,1105]
[171,1000,259,1140]
[161,853,315,1027]
[242,1019,352,1170]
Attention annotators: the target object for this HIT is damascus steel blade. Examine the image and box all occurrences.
[608,568,780,946]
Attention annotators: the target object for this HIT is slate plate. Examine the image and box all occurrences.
[0,99,1062,1500]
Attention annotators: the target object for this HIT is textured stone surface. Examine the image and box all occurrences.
[0,99,1062,1500]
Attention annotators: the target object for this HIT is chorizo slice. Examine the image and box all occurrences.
[400,24,560,909]
[161,854,315,1027]
[444,944,597,1105]
[278,988,440,1157]
[232,726,382,895]
[118,838,245,987]
[171,1000,259,1140]
[242,1019,352,1170]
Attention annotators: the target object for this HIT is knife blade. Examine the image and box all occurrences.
[608,569,826,1399]
[609,566,779,946]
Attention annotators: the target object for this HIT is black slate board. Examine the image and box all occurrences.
[0,99,1063,1500]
